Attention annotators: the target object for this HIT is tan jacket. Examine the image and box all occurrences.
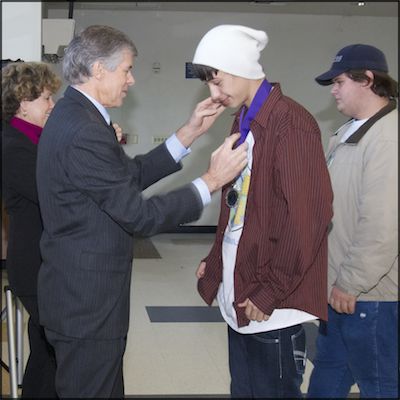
[326,101,398,301]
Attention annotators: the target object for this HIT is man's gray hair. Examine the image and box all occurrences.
[63,25,137,84]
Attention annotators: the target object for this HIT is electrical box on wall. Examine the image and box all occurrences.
[42,19,75,55]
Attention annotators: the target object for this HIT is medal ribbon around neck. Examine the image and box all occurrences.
[226,79,273,209]
[237,79,273,146]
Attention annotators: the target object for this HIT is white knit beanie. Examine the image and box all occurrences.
[193,25,268,79]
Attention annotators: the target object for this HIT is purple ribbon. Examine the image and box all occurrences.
[238,79,273,146]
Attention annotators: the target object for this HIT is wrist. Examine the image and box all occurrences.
[201,172,219,194]
[176,126,195,148]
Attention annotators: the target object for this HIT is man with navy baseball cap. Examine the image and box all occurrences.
[308,44,398,398]
[315,43,389,85]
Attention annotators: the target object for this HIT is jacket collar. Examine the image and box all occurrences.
[345,99,397,144]
[64,86,110,128]
[253,83,282,128]
[232,83,283,130]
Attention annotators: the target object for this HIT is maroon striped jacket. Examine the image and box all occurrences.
[198,84,333,327]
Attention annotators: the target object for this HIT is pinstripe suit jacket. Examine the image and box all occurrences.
[199,84,334,326]
[36,86,203,339]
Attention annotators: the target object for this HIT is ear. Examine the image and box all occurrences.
[19,100,29,115]
[92,61,105,80]
[363,70,375,88]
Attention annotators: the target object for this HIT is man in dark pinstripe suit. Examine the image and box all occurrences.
[36,25,248,398]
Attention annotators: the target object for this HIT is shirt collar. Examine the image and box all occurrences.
[233,83,280,127]
[72,86,111,125]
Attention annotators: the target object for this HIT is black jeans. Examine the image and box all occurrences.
[228,324,306,398]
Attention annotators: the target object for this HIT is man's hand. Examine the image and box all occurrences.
[201,133,248,193]
[238,298,270,322]
[196,261,206,279]
[329,286,357,314]
[176,97,226,148]
[112,122,123,142]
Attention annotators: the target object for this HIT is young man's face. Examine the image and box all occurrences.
[205,71,252,108]
[330,72,370,118]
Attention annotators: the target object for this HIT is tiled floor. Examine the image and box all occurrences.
[1,233,359,397]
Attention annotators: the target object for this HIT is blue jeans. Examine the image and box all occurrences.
[228,324,306,398]
[308,302,399,398]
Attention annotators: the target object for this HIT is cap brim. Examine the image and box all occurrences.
[315,68,345,86]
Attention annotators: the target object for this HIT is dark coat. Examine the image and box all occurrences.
[36,86,203,340]
[2,123,42,296]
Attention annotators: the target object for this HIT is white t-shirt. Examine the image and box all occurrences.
[340,118,369,143]
[217,131,317,334]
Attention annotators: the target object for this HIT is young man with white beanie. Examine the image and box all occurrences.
[193,25,334,398]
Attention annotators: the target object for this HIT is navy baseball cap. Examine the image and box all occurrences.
[315,44,389,86]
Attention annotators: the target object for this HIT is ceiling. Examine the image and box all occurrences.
[43,1,398,18]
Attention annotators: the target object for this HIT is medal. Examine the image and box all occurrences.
[225,80,273,209]
[226,186,239,208]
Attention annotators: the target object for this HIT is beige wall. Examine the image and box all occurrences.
[2,2,42,61]
[46,6,398,225]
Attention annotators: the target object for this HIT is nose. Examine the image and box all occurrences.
[208,84,222,102]
[331,84,338,95]
[49,97,55,109]
[127,71,135,86]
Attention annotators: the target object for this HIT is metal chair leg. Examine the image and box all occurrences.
[5,285,18,398]
[15,296,24,387]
